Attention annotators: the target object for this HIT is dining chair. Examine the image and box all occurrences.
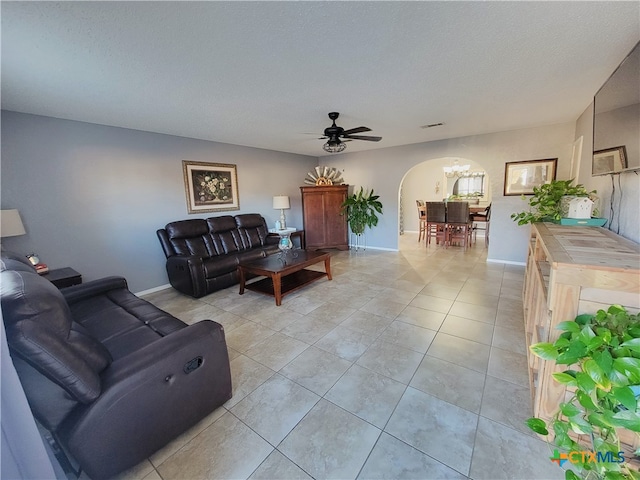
[445,201,473,249]
[416,200,427,242]
[425,202,447,245]
[471,203,491,245]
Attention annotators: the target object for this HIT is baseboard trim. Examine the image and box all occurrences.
[135,283,172,297]
[348,245,399,252]
[486,258,526,266]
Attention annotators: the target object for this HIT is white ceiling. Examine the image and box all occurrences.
[1,1,639,157]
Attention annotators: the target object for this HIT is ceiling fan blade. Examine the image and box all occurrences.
[341,126,371,135]
[342,135,382,142]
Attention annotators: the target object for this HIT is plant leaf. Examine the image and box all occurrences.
[614,357,640,383]
[620,338,640,354]
[568,415,593,434]
[611,410,640,431]
[565,471,581,480]
[552,372,578,387]
[556,340,587,365]
[584,359,611,390]
[525,417,548,435]
[530,343,557,361]
[588,412,615,429]
[560,402,581,417]
[593,349,613,375]
[612,386,637,411]
[575,372,597,393]
[576,390,598,411]
[557,321,581,333]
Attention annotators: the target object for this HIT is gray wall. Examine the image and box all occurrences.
[323,122,578,263]
[2,111,637,293]
[1,111,317,292]
[576,103,640,243]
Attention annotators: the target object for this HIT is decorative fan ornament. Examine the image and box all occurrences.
[304,166,344,186]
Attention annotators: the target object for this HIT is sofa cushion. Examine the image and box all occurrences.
[69,288,186,360]
[1,269,110,403]
[164,219,213,257]
[235,213,270,249]
[207,216,243,255]
[203,253,240,278]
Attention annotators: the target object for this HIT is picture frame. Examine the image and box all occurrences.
[592,146,627,176]
[182,161,239,213]
[503,158,558,196]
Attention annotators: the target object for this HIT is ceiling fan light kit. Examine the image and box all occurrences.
[319,112,381,153]
[323,140,346,153]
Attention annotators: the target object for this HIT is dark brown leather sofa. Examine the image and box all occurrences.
[0,252,232,480]
[157,213,279,298]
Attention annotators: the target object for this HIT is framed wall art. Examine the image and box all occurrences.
[592,146,627,176]
[182,161,239,213]
[503,158,557,196]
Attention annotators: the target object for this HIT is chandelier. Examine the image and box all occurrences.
[323,136,347,154]
[443,159,471,177]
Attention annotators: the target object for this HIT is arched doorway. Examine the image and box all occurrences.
[398,157,491,248]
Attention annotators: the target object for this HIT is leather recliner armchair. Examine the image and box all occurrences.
[0,252,232,479]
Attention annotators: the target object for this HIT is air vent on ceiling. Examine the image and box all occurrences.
[420,122,444,129]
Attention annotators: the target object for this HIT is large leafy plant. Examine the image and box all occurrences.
[340,187,383,235]
[511,179,597,225]
[527,305,640,480]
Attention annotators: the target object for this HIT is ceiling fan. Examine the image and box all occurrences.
[320,112,381,153]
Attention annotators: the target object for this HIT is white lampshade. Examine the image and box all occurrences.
[1,209,26,237]
[272,196,290,210]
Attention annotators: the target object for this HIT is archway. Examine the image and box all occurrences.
[398,157,491,248]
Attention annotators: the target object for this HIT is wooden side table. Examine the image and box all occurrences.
[42,267,82,288]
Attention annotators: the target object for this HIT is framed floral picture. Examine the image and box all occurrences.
[182,161,239,213]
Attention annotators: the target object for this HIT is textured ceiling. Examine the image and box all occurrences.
[1,1,639,157]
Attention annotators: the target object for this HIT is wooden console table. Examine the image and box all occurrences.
[523,223,639,455]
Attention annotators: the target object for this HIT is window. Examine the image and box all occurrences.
[453,174,485,196]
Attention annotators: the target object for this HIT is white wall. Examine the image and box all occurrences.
[1,111,317,292]
[576,103,640,243]
[325,122,577,263]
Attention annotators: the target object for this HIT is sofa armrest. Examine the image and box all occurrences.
[61,276,129,305]
[165,255,207,298]
[57,320,232,480]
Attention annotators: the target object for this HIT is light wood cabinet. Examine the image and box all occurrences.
[523,223,640,455]
[300,185,349,250]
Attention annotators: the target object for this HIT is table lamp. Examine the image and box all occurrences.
[272,195,290,230]
[1,209,26,238]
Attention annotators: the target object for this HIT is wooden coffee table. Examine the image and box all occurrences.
[238,250,332,306]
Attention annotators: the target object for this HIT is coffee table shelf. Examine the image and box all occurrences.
[244,269,326,298]
[238,250,331,306]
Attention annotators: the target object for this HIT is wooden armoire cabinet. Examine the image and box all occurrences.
[300,185,349,250]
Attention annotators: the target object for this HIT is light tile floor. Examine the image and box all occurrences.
[106,233,566,480]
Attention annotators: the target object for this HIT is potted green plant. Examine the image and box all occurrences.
[511,180,597,225]
[340,187,383,236]
[526,305,640,480]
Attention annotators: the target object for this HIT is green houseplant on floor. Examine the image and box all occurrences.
[340,187,383,236]
[526,305,640,480]
[511,179,597,226]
